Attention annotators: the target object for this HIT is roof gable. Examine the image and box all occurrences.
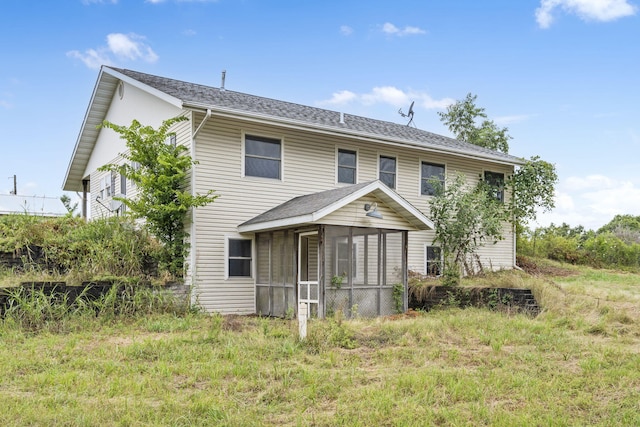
[237,181,433,233]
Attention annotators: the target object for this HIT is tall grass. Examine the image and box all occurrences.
[1,282,190,333]
[0,214,164,285]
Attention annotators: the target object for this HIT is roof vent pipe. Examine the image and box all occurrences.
[220,70,226,92]
[339,112,345,124]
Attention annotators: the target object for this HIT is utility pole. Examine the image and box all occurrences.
[9,175,16,195]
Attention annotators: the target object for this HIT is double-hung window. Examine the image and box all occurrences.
[484,171,505,202]
[425,246,442,276]
[379,155,396,189]
[245,135,281,179]
[228,238,252,278]
[337,149,357,184]
[420,162,445,196]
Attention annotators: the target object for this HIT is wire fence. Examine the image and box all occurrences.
[0,193,67,217]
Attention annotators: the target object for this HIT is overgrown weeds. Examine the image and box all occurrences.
[0,214,167,285]
[1,282,190,334]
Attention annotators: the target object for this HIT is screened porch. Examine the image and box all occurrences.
[254,225,407,318]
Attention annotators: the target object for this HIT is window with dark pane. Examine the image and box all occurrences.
[229,239,252,277]
[425,246,442,276]
[484,171,505,202]
[245,135,281,179]
[420,162,445,196]
[379,155,396,188]
[338,149,357,184]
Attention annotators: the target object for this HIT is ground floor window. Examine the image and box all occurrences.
[227,238,252,278]
[425,245,442,276]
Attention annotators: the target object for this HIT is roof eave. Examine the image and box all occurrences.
[183,102,525,167]
[62,66,184,192]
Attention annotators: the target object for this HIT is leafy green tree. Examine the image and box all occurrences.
[99,116,217,277]
[439,93,558,227]
[428,174,508,284]
[438,93,511,153]
[509,156,558,226]
[598,214,640,244]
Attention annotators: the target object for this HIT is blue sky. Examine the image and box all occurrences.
[0,0,638,230]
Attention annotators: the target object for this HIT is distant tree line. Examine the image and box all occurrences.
[518,214,640,269]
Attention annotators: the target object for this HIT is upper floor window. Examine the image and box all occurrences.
[245,135,281,179]
[420,162,445,196]
[484,171,505,202]
[338,149,357,184]
[120,173,127,196]
[379,155,396,189]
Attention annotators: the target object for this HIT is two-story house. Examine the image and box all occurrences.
[63,66,524,317]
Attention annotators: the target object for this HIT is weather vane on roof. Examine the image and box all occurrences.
[398,101,416,127]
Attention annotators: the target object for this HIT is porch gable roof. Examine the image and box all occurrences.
[237,180,433,233]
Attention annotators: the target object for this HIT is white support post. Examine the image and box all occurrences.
[298,302,308,340]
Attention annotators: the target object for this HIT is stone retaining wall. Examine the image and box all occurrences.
[409,286,540,316]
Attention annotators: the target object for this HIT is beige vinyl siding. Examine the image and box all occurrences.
[321,197,415,231]
[189,113,515,314]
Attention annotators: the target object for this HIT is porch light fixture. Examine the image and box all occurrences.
[364,202,383,219]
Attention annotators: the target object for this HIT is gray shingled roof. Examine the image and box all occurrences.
[110,67,524,165]
[237,180,433,233]
[240,182,375,227]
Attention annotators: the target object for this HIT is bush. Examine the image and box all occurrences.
[0,215,164,283]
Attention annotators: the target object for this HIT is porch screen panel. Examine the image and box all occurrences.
[284,231,296,312]
[380,231,404,316]
[255,231,296,318]
[256,234,270,284]
[271,231,286,317]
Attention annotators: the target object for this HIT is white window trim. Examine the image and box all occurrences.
[241,131,285,181]
[419,158,447,198]
[225,235,255,280]
[336,147,358,185]
[377,153,398,189]
[424,244,443,277]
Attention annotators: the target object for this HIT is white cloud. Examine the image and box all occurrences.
[362,86,409,107]
[536,0,637,28]
[0,99,11,109]
[67,33,158,69]
[183,29,197,36]
[66,48,113,69]
[534,175,640,230]
[340,25,354,36]
[323,90,357,105]
[107,33,158,62]
[494,114,536,125]
[319,86,453,110]
[381,22,426,36]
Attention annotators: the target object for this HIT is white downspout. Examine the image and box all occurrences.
[190,109,212,305]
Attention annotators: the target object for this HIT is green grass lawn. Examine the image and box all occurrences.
[1,262,639,426]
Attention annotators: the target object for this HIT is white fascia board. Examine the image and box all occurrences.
[237,214,315,233]
[312,182,382,220]
[103,67,183,110]
[63,68,115,191]
[373,184,434,230]
[184,103,524,167]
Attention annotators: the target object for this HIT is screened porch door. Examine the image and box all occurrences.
[298,231,319,317]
